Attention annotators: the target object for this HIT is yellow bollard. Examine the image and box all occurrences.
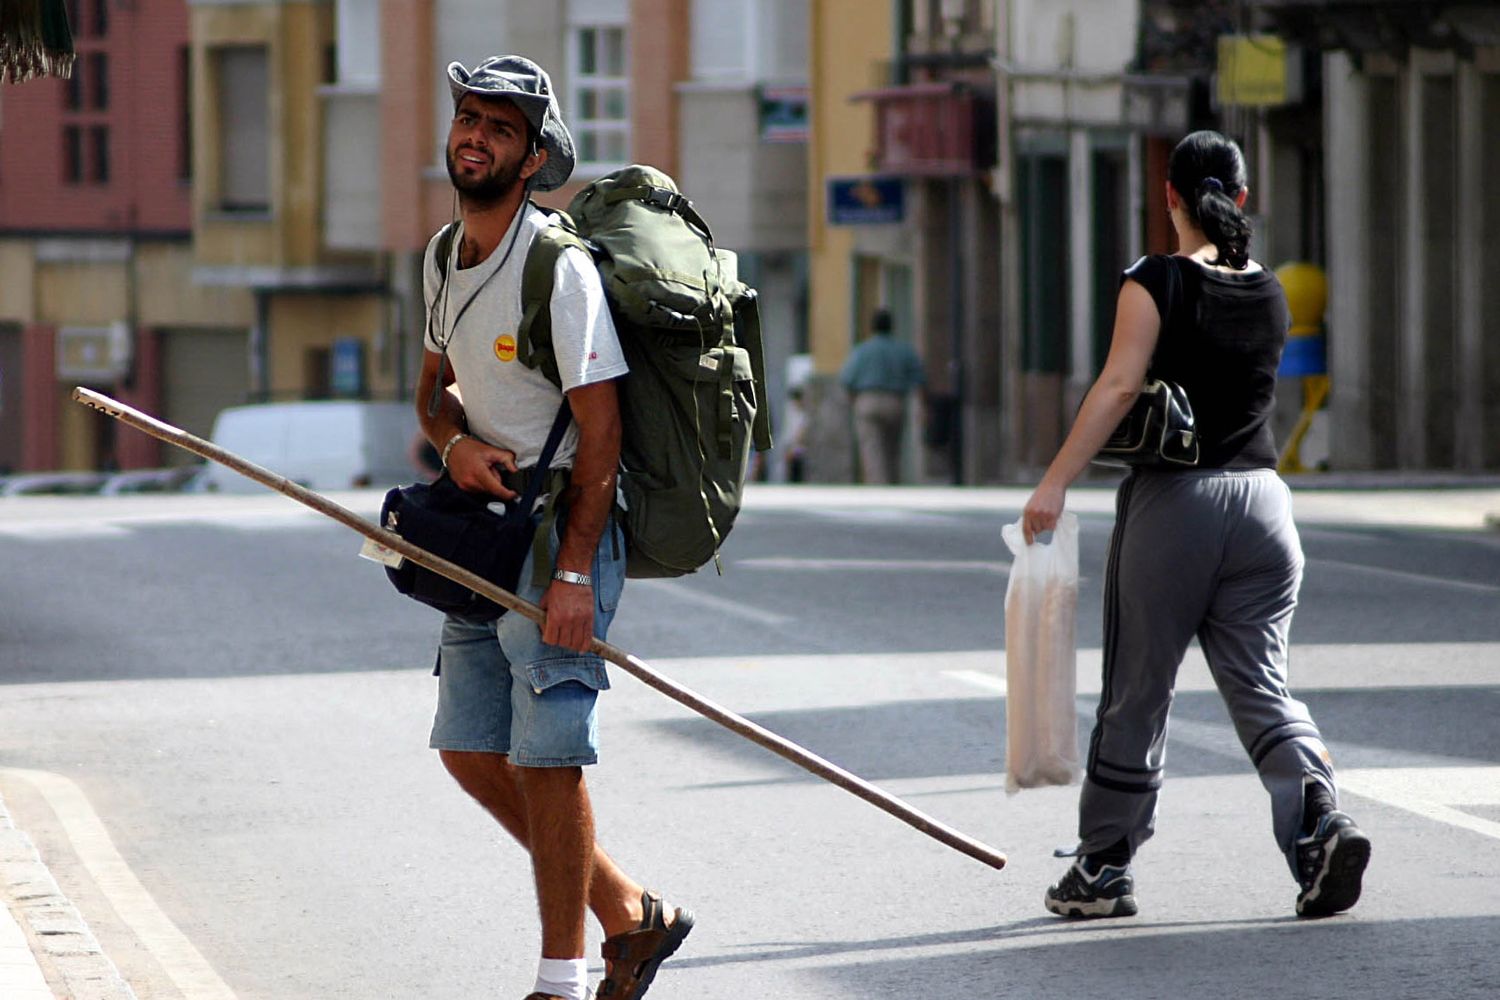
[1275,262,1329,474]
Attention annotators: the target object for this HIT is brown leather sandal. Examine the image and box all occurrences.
[596,889,695,999]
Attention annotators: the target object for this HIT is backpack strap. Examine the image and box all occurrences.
[734,287,773,453]
[435,222,457,271]
[518,212,588,389]
[524,400,574,590]
[430,221,458,307]
[602,184,715,245]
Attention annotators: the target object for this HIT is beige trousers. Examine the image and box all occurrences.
[852,390,906,484]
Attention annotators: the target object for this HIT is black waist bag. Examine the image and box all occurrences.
[380,403,571,623]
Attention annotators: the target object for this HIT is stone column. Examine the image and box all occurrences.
[1323,52,1374,469]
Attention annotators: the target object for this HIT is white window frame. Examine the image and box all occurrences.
[568,23,631,175]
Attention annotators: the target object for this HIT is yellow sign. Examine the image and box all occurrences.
[494,334,517,363]
[1217,35,1291,107]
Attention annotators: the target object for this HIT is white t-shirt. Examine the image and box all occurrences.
[422,205,628,468]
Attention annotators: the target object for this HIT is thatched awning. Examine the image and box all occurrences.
[1,0,75,83]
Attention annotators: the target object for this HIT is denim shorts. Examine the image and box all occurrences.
[428,510,626,767]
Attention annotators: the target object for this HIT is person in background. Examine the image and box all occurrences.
[839,308,924,484]
[781,383,809,482]
[1021,130,1369,921]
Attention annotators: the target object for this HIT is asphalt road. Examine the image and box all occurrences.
[1,484,1498,1000]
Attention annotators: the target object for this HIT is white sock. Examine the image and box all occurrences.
[534,957,589,1000]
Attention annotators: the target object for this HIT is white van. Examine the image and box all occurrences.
[207,401,418,493]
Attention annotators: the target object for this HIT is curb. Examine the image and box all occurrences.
[0,789,136,1000]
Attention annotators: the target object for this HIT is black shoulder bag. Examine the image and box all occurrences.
[1096,256,1200,467]
[380,402,572,622]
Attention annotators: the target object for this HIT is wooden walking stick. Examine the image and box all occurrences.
[73,387,1007,871]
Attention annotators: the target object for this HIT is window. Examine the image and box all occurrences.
[64,55,83,110]
[215,46,271,212]
[90,125,110,183]
[91,0,109,37]
[571,25,629,170]
[89,51,108,109]
[333,0,381,87]
[179,46,193,182]
[63,126,83,183]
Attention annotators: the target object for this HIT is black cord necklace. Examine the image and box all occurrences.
[426,190,532,418]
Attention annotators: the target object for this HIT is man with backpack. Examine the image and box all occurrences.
[414,55,692,1000]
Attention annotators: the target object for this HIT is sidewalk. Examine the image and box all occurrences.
[0,785,135,1000]
[741,477,1500,534]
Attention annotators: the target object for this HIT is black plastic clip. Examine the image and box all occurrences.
[644,187,686,212]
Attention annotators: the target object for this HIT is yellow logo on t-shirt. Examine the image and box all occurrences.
[494,334,517,363]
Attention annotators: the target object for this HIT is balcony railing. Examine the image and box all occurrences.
[851,81,996,178]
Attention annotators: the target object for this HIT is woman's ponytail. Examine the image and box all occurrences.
[1169,131,1252,270]
[1195,178,1251,270]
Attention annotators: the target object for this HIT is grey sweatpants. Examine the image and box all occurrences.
[1078,468,1336,876]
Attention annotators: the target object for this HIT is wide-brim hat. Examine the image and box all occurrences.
[447,55,575,192]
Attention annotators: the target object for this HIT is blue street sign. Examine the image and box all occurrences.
[827,176,905,225]
[331,337,366,397]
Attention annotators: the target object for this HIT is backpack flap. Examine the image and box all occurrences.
[614,329,758,577]
[568,166,723,337]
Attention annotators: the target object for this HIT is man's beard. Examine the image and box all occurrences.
[446,145,526,206]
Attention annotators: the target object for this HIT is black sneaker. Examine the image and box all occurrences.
[1295,810,1371,918]
[1044,859,1138,918]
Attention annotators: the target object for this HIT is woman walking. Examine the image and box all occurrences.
[1022,130,1369,920]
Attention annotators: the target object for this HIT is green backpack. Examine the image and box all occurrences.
[435,165,773,578]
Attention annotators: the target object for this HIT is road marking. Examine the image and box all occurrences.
[738,557,1008,573]
[0,522,134,540]
[630,578,793,626]
[0,510,325,540]
[943,673,1500,843]
[801,507,967,525]
[944,669,1007,695]
[1336,767,1500,843]
[1310,557,1500,596]
[1,768,238,1000]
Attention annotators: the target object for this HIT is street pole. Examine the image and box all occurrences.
[71,386,1010,872]
[948,176,964,485]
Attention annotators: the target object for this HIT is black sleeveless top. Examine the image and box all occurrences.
[1122,254,1289,470]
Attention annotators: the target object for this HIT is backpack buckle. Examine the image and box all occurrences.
[644,187,685,212]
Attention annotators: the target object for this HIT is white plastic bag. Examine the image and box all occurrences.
[1000,512,1081,793]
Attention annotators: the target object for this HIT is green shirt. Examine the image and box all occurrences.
[839,335,925,394]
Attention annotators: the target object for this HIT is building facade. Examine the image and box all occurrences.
[806,0,1182,483]
[805,0,1360,483]
[804,0,897,482]
[4,0,812,474]
[0,0,253,472]
[189,0,390,414]
[1253,0,1500,472]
